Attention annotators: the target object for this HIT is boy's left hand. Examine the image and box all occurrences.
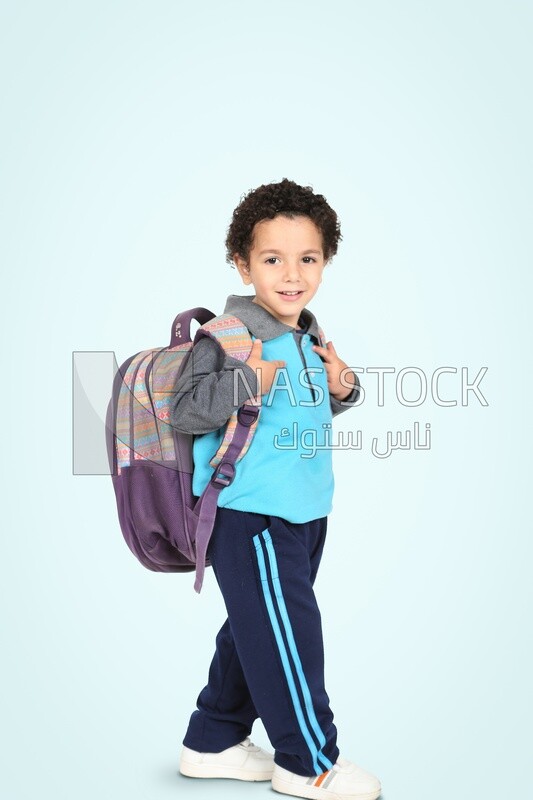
[312,341,357,401]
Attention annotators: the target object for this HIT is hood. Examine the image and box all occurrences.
[223,294,322,342]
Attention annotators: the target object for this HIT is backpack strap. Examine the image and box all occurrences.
[190,313,261,592]
[196,314,261,468]
[199,313,256,362]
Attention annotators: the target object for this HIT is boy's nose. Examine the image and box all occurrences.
[282,262,302,281]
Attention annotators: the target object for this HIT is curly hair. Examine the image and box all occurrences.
[225,178,342,266]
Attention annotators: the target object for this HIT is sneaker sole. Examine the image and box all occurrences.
[180,760,274,781]
[271,773,381,800]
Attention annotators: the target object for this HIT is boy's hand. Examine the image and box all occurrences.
[312,340,357,401]
[246,339,287,396]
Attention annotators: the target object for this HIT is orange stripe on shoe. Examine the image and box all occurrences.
[314,769,331,787]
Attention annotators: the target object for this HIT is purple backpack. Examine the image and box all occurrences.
[105,307,260,592]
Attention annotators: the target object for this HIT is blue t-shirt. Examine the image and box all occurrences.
[192,328,334,523]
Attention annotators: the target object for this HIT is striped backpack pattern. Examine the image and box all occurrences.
[105,307,260,592]
[204,314,262,467]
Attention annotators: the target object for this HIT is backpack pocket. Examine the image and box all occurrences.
[112,459,196,572]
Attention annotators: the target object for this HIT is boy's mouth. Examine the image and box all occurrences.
[277,290,304,299]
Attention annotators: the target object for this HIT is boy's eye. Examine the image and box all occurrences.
[264,256,317,265]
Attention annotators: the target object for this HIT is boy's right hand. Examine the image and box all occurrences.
[245,339,286,396]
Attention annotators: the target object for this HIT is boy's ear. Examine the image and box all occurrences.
[234,254,252,285]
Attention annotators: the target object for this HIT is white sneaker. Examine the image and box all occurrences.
[179,737,274,781]
[271,756,381,800]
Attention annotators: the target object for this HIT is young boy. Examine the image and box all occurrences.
[171,178,381,800]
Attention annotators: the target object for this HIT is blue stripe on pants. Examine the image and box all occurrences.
[262,530,334,772]
[253,530,333,775]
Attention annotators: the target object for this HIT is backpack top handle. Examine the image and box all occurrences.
[169,307,215,348]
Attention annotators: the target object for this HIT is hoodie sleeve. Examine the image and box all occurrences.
[330,372,362,417]
[169,335,259,435]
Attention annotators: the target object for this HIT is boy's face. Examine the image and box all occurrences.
[233,214,326,328]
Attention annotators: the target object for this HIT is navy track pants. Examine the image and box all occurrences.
[183,507,339,777]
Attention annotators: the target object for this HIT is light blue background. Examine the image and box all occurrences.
[1,2,531,799]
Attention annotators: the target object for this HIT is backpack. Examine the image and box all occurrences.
[105,307,260,593]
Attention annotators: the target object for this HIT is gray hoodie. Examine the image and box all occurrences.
[170,294,360,435]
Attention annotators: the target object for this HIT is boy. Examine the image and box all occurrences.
[171,178,381,800]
